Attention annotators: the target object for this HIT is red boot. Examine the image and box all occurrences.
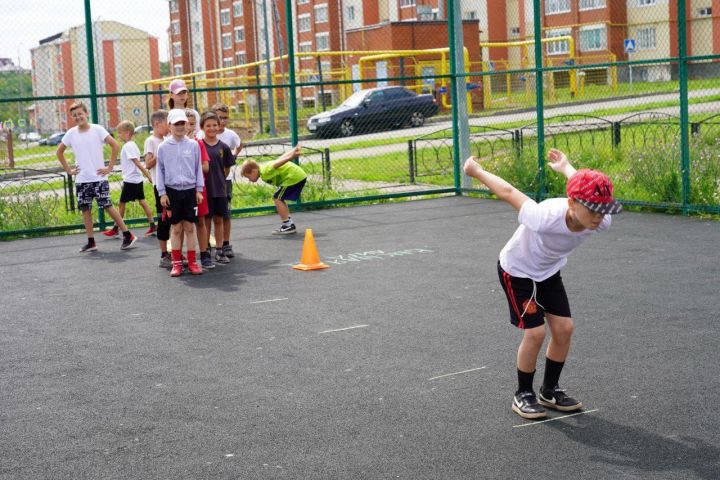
[187,250,202,275]
[170,250,183,277]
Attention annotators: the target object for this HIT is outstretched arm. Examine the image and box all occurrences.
[547,148,577,179]
[271,145,301,169]
[463,157,531,211]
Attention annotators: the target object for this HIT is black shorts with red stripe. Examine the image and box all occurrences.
[497,261,572,329]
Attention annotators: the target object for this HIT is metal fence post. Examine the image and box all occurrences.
[408,140,415,184]
[677,0,691,214]
[317,57,326,112]
[612,122,621,147]
[323,148,331,187]
[284,0,298,145]
[67,173,75,212]
[533,0,546,201]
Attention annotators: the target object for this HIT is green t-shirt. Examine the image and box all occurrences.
[259,161,307,187]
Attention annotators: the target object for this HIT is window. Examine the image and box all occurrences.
[233,1,243,17]
[346,6,355,21]
[298,14,311,32]
[637,0,656,5]
[222,33,232,50]
[465,11,477,20]
[698,7,712,17]
[545,0,570,14]
[546,28,571,55]
[637,27,656,50]
[315,32,329,51]
[174,65,183,76]
[173,42,182,58]
[234,27,245,42]
[169,0,178,13]
[235,51,246,64]
[320,60,331,73]
[510,27,521,37]
[579,0,605,9]
[298,41,312,53]
[220,9,231,26]
[579,25,606,51]
[400,0,416,6]
[223,57,233,68]
[171,20,180,35]
[193,21,200,33]
[315,4,328,23]
[297,0,309,5]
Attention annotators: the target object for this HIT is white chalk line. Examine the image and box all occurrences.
[319,324,369,334]
[428,366,487,381]
[512,408,600,428]
[248,298,289,304]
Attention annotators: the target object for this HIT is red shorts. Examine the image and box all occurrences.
[197,190,209,217]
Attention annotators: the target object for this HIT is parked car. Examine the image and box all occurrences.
[307,86,439,138]
[18,132,42,142]
[134,124,152,134]
[39,132,65,146]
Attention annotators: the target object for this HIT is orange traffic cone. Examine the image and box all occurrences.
[293,228,329,271]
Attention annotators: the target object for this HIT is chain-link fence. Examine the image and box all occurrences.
[1,0,718,237]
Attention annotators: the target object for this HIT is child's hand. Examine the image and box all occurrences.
[97,166,113,176]
[195,191,203,205]
[547,148,568,172]
[66,167,80,176]
[463,156,483,177]
[160,195,170,208]
[292,145,302,158]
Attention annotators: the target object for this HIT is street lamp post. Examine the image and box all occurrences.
[261,0,276,136]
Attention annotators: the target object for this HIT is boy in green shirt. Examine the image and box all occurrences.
[240,145,306,235]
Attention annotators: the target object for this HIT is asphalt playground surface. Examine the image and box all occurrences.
[1,196,719,479]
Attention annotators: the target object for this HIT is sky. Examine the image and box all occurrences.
[0,0,169,69]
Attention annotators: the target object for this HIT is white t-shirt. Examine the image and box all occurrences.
[143,135,164,184]
[61,124,111,184]
[120,140,143,184]
[499,198,612,281]
[218,129,242,180]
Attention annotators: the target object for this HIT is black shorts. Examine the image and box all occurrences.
[119,181,145,203]
[76,181,112,211]
[165,187,199,225]
[497,261,571,330]
[207,196,230,219]
[153,186,171,241]
[273,178,307,201]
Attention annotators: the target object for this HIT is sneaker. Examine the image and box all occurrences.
[214,253,230,265]
[159,254,172,269]
[187,261,203,275]
[170,261,183,277]
[102,226,119,238]
[538,386,583,412]
[512,391,547,419]
[79,242,98,253]
[272,223,296,235]
[120,233,138,250]
[201,254,215,270]
[222,244,235,258]
[144,225,158,237]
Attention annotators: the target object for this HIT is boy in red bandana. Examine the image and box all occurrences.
[463,149,622,420]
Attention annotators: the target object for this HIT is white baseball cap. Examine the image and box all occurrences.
[167,109,189,125]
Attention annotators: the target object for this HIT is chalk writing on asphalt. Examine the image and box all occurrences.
[325,248,434,265]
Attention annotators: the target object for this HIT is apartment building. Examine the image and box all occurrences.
[31,21,160,133]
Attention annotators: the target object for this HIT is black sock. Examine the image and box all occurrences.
[542,357,565,391]
[88,237,95,245]
[517,369,535,394]
[222,241,229,247]
[122,230,131,239]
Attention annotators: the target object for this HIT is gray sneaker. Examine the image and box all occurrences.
[222,244,234,258]
[158,254,172,269]
[201,253,215,270]
[272,223,296,235]
[214,253,230,265]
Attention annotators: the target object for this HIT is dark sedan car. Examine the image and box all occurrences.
[307,86,439,138]
[39,132,66,146]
